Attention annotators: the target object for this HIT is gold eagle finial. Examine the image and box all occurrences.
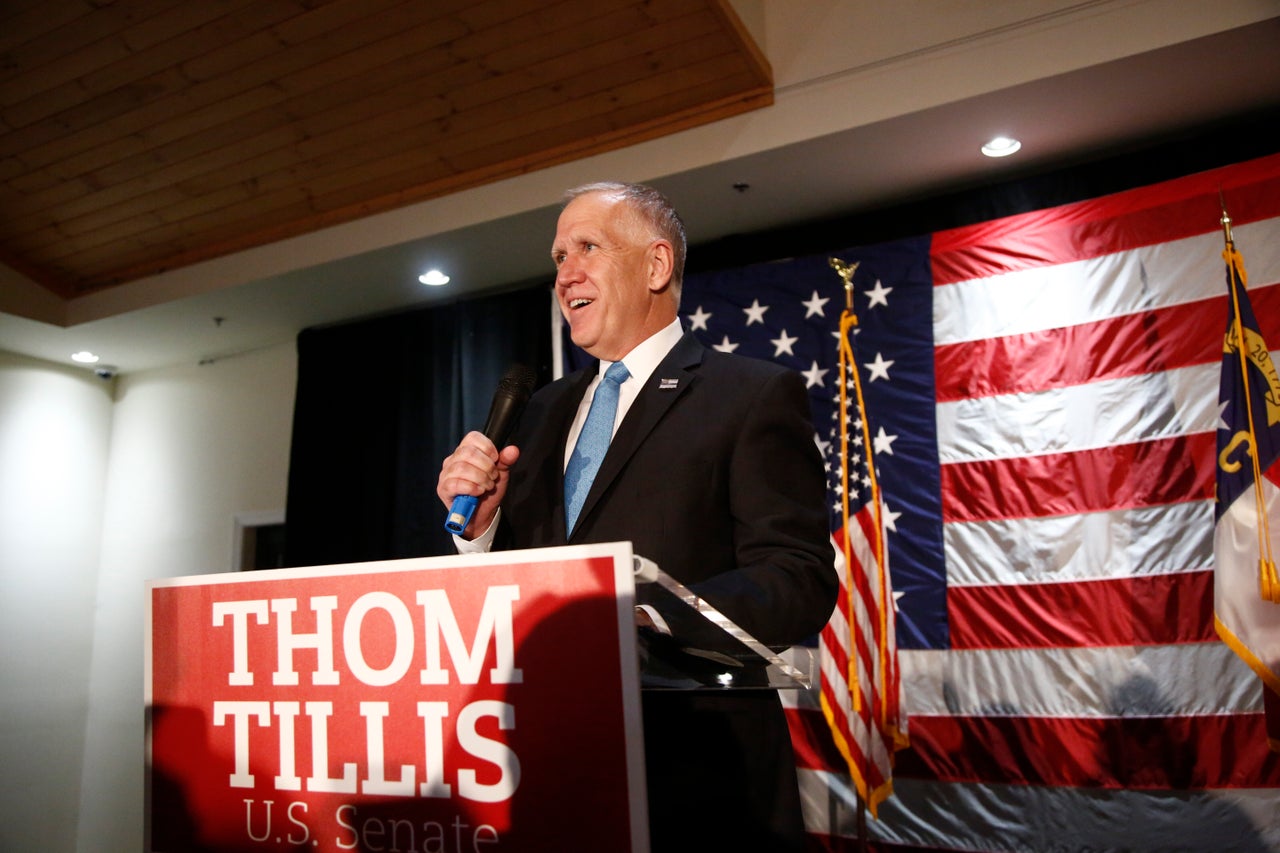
[828,257,859,310]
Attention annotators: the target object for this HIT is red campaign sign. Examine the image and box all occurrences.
[145,543,648,853]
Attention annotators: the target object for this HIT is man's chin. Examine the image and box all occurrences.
[568,328,599,355]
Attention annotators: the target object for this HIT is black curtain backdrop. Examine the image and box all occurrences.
[284,285,554,566]
[283,107,1280,569]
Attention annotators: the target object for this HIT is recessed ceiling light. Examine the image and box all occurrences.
[981,136,1022,158]
[71,351,100,363]
[418,269,450,286]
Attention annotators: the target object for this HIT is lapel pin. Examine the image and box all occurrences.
[658,377,679,390]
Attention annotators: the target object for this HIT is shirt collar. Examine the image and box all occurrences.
[597,317,683,387]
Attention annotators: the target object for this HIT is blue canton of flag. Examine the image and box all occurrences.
[682,237,947,650]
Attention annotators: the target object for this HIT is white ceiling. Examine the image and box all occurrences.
[3,1,1279,375]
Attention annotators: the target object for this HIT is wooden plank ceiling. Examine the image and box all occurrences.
[0,0,771,299]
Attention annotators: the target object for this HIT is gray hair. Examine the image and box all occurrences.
[564,181,687,298]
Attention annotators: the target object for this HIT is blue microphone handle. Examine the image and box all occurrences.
[444,494,479,535]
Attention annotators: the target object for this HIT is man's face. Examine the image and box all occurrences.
[551,192,669,361]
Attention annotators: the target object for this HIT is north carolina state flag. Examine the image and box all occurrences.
[1213,232,1280,749]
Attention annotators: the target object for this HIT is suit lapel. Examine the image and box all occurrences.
[569,333,704,538]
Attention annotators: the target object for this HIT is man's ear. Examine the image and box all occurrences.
[647,239,675,293]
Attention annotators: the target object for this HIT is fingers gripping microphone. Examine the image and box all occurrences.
[444,364,536,535]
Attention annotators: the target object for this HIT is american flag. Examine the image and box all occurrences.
[815,258,907,819]
[680,151,1280,850]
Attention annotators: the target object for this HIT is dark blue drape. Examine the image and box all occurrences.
[284,285,554,566]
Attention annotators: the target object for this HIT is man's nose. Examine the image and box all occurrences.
[555,258,583,287]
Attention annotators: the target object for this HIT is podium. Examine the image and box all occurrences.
[145,542,807,853]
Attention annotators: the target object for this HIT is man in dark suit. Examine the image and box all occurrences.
[438,182,836,851]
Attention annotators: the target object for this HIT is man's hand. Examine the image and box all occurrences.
[437,431,520,539]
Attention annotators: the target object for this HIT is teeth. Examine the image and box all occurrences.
[570,298,592,308]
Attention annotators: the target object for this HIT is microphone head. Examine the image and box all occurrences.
[481,363,536,444]
[497,363,536,401]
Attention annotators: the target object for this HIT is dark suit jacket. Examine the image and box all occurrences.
[498,331,836,851]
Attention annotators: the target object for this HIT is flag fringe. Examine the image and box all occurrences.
[1213,614,1280,696]
[818,689,896,817]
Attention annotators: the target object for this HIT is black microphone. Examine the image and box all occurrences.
[444,364,536,534]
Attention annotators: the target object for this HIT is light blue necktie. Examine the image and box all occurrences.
[564,362,630,534]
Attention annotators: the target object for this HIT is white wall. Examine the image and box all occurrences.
[0,342,297,851]
[0,352,114,852]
